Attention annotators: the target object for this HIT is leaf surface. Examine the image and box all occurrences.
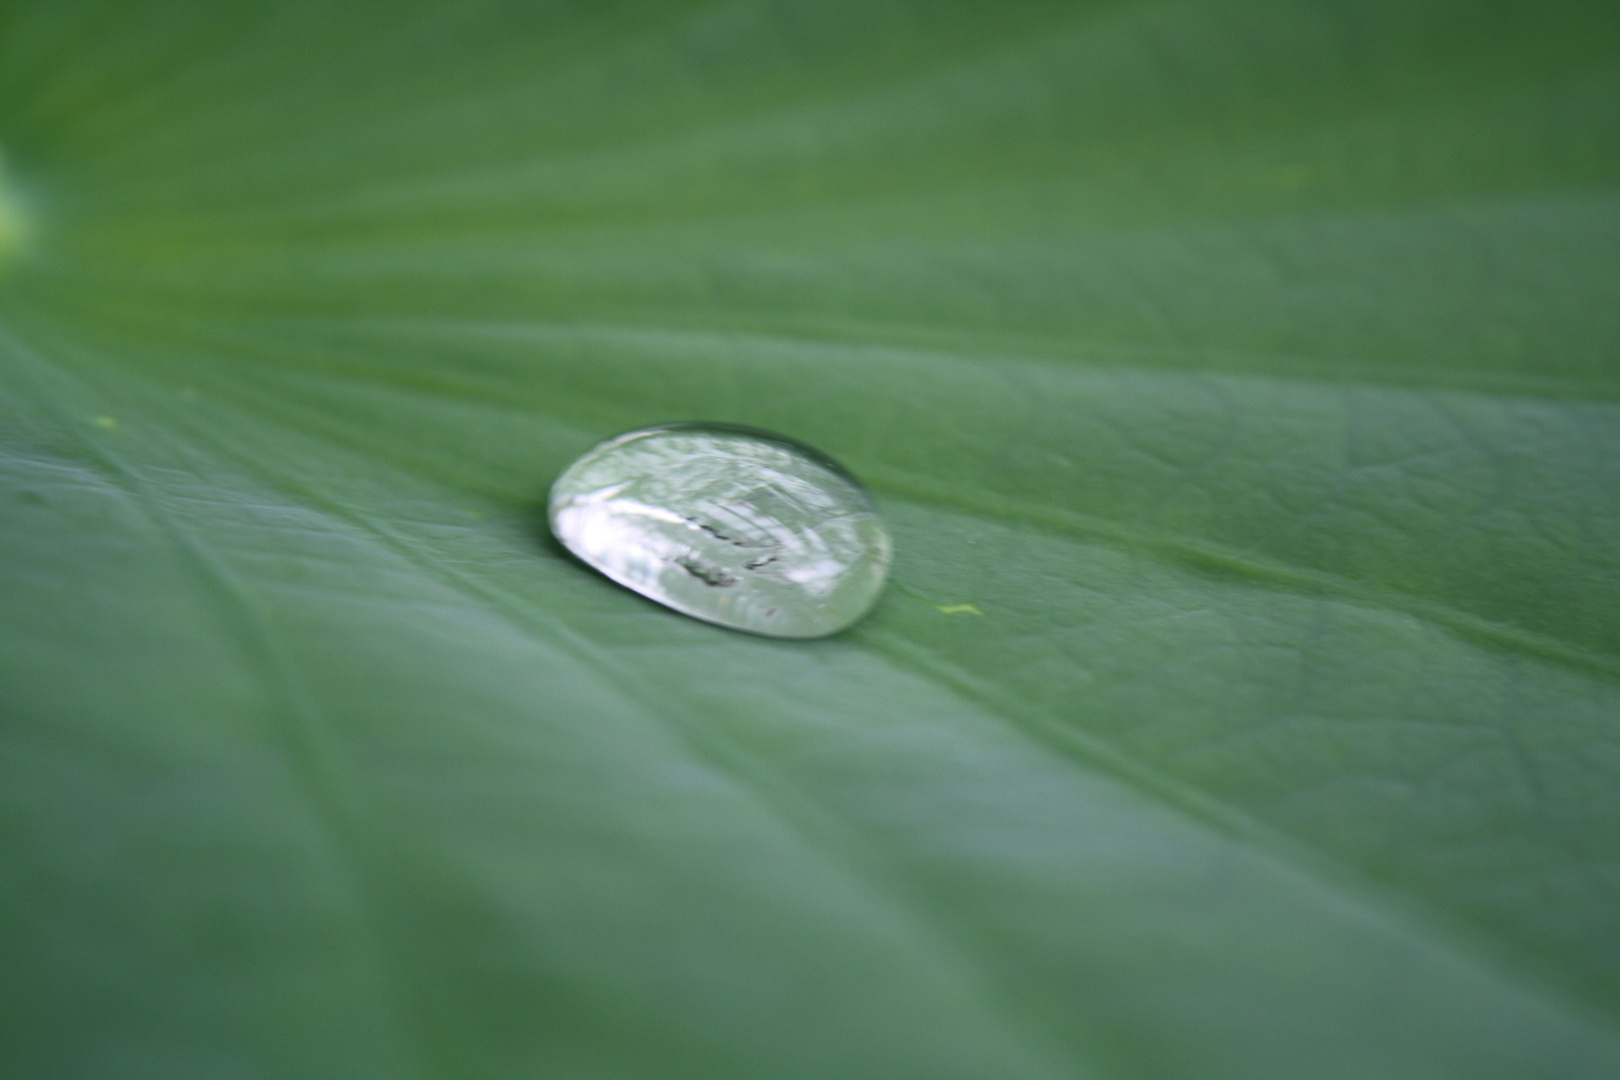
[3,3,1619,1078]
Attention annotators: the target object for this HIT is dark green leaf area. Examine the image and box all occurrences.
[3,2,1619,1079]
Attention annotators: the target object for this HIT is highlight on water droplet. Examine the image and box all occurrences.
[548,423,891,639]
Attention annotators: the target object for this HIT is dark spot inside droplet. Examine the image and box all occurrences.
[689,515,780,552]
[689,519,737,544]
[744,554,778,570]
[675,554,736,587]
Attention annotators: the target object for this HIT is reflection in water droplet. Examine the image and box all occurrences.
[548,424,891,638]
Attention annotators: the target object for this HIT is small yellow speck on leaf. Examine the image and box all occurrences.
[93,416,117,430]
[936,603,984,616]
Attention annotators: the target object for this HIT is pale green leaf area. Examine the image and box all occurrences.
[2,1,1619,1077]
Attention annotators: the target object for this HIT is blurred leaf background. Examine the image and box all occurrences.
[2,2,1619,1077]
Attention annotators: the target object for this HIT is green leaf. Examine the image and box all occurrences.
[3,2,1619,1077]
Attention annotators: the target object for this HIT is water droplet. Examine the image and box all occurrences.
[548,423,891,638]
